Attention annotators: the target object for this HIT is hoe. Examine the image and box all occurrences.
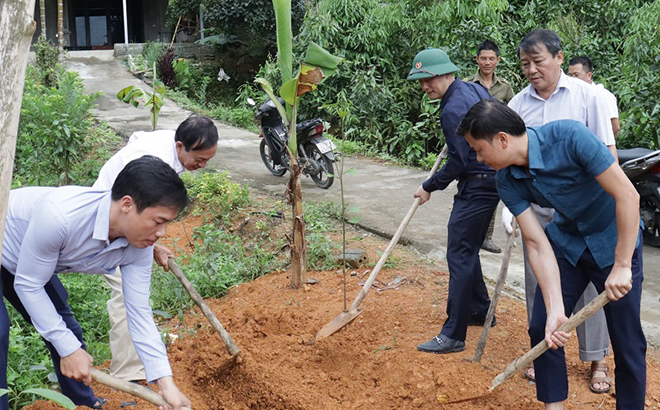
[316,145,448,340]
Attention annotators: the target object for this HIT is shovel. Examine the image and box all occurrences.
[90,367,192,410]
[168,259,242,367]
[473,219,517,362]
[316,145,449,341]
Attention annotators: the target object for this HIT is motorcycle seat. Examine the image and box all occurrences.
[618,148,655,164]
[296,118,322,132]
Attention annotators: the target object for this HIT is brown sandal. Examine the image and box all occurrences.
[589,362,612,394]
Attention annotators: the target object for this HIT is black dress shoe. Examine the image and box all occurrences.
[416,334,465,354]
[91,398,108,410]
[467,313,497,327]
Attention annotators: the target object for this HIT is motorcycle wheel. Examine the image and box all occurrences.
[642,198,660,247]
[260,139,287,177]
[305,143,334,189]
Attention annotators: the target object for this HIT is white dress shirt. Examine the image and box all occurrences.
[2,186,172,381]
[593,83,619,120]
[508,71,615,146]
[93,130,185,190]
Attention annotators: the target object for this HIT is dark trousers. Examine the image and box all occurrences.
[440,177,500,342]
[0,267,98,409]
[529,234,646,409]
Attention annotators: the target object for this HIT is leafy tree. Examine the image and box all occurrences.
[617,0,660,148]
[247,0,660,165]
[166,0,308,82]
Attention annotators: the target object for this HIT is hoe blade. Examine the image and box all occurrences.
[316,309,363,340]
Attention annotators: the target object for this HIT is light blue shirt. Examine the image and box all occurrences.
[497,120,619,268]
[3,186,172,381]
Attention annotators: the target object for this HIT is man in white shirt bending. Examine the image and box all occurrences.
[94,116,218,382]
[1,156,191,410]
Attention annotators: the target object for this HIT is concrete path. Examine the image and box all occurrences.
[66,51,660,345]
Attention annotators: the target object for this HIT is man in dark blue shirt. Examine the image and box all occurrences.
[457,99,645,410]
[407,48,499,354]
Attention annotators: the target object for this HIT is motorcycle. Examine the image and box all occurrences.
[248,98,336,189]
[618,147,660,247]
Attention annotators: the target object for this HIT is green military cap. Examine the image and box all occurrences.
[407,48,460,80]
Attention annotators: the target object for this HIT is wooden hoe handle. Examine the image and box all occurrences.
[90,368,192,410]
[349,144,449,312]
[168,259,241,357]
[491,291,610,390]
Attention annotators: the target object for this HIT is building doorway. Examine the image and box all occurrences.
[72,0,124,48]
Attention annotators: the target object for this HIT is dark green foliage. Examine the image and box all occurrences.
[5,319,55,410]
[16,65,100,186]
[245,0,660,163]
[172,57,213,103]
[617,0,660,148]
[166,0,307,82]
[33,37,58,87]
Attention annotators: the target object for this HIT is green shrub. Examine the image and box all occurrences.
[17,65,100,186]
[181,170,251,221]
[166,0,308,82]
[33,37,58,87]
[5,319,54,410]
[142,41,166,72]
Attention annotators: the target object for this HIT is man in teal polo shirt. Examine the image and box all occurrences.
[456,99,645,410]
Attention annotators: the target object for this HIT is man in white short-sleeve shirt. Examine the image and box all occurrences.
[94,116,218,382]
[0,156,191,410]
[567,56,620,137]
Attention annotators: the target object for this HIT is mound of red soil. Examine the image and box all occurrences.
[24,215,660,409]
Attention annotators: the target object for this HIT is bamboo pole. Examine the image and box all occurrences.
[57,0,63,61]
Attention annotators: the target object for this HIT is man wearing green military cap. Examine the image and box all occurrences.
[408,48,500,354]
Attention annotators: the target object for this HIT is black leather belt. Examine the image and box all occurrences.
[460,173,494,181]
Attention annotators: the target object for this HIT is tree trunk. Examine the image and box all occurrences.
[57,0,63,61]
[288,157,307,288]
[0,0,37,253]
[39,0,46,37]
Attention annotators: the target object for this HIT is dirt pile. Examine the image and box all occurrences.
[24,217,660,409]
